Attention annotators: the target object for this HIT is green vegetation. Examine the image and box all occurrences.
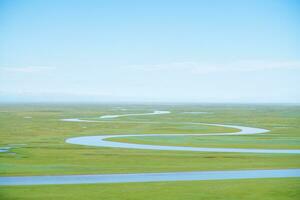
[0,104,299,199]
[1,178,299,200]
[111,134,300,149]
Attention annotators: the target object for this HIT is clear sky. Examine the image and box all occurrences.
[0,0,300,103]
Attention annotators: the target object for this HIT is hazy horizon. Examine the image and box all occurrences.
[1,0,300,103]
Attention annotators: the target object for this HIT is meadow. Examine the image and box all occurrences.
[0,103,299,199]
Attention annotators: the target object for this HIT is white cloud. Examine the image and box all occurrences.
[127,60,300,74]
[1,66,56,73]
[0,88,112,97]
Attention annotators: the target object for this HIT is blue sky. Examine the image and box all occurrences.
[0,0,300,103]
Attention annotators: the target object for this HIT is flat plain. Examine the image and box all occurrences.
[0,104,299,199]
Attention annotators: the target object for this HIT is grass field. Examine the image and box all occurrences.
[1,178,300,200]
[0,103,299,199]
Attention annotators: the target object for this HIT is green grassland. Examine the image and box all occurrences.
[0,103,300,199]
[1,178,299,200]
[110,134,300,149]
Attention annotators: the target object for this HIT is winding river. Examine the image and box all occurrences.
[1,110,299,186]
[65,111,300,154]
